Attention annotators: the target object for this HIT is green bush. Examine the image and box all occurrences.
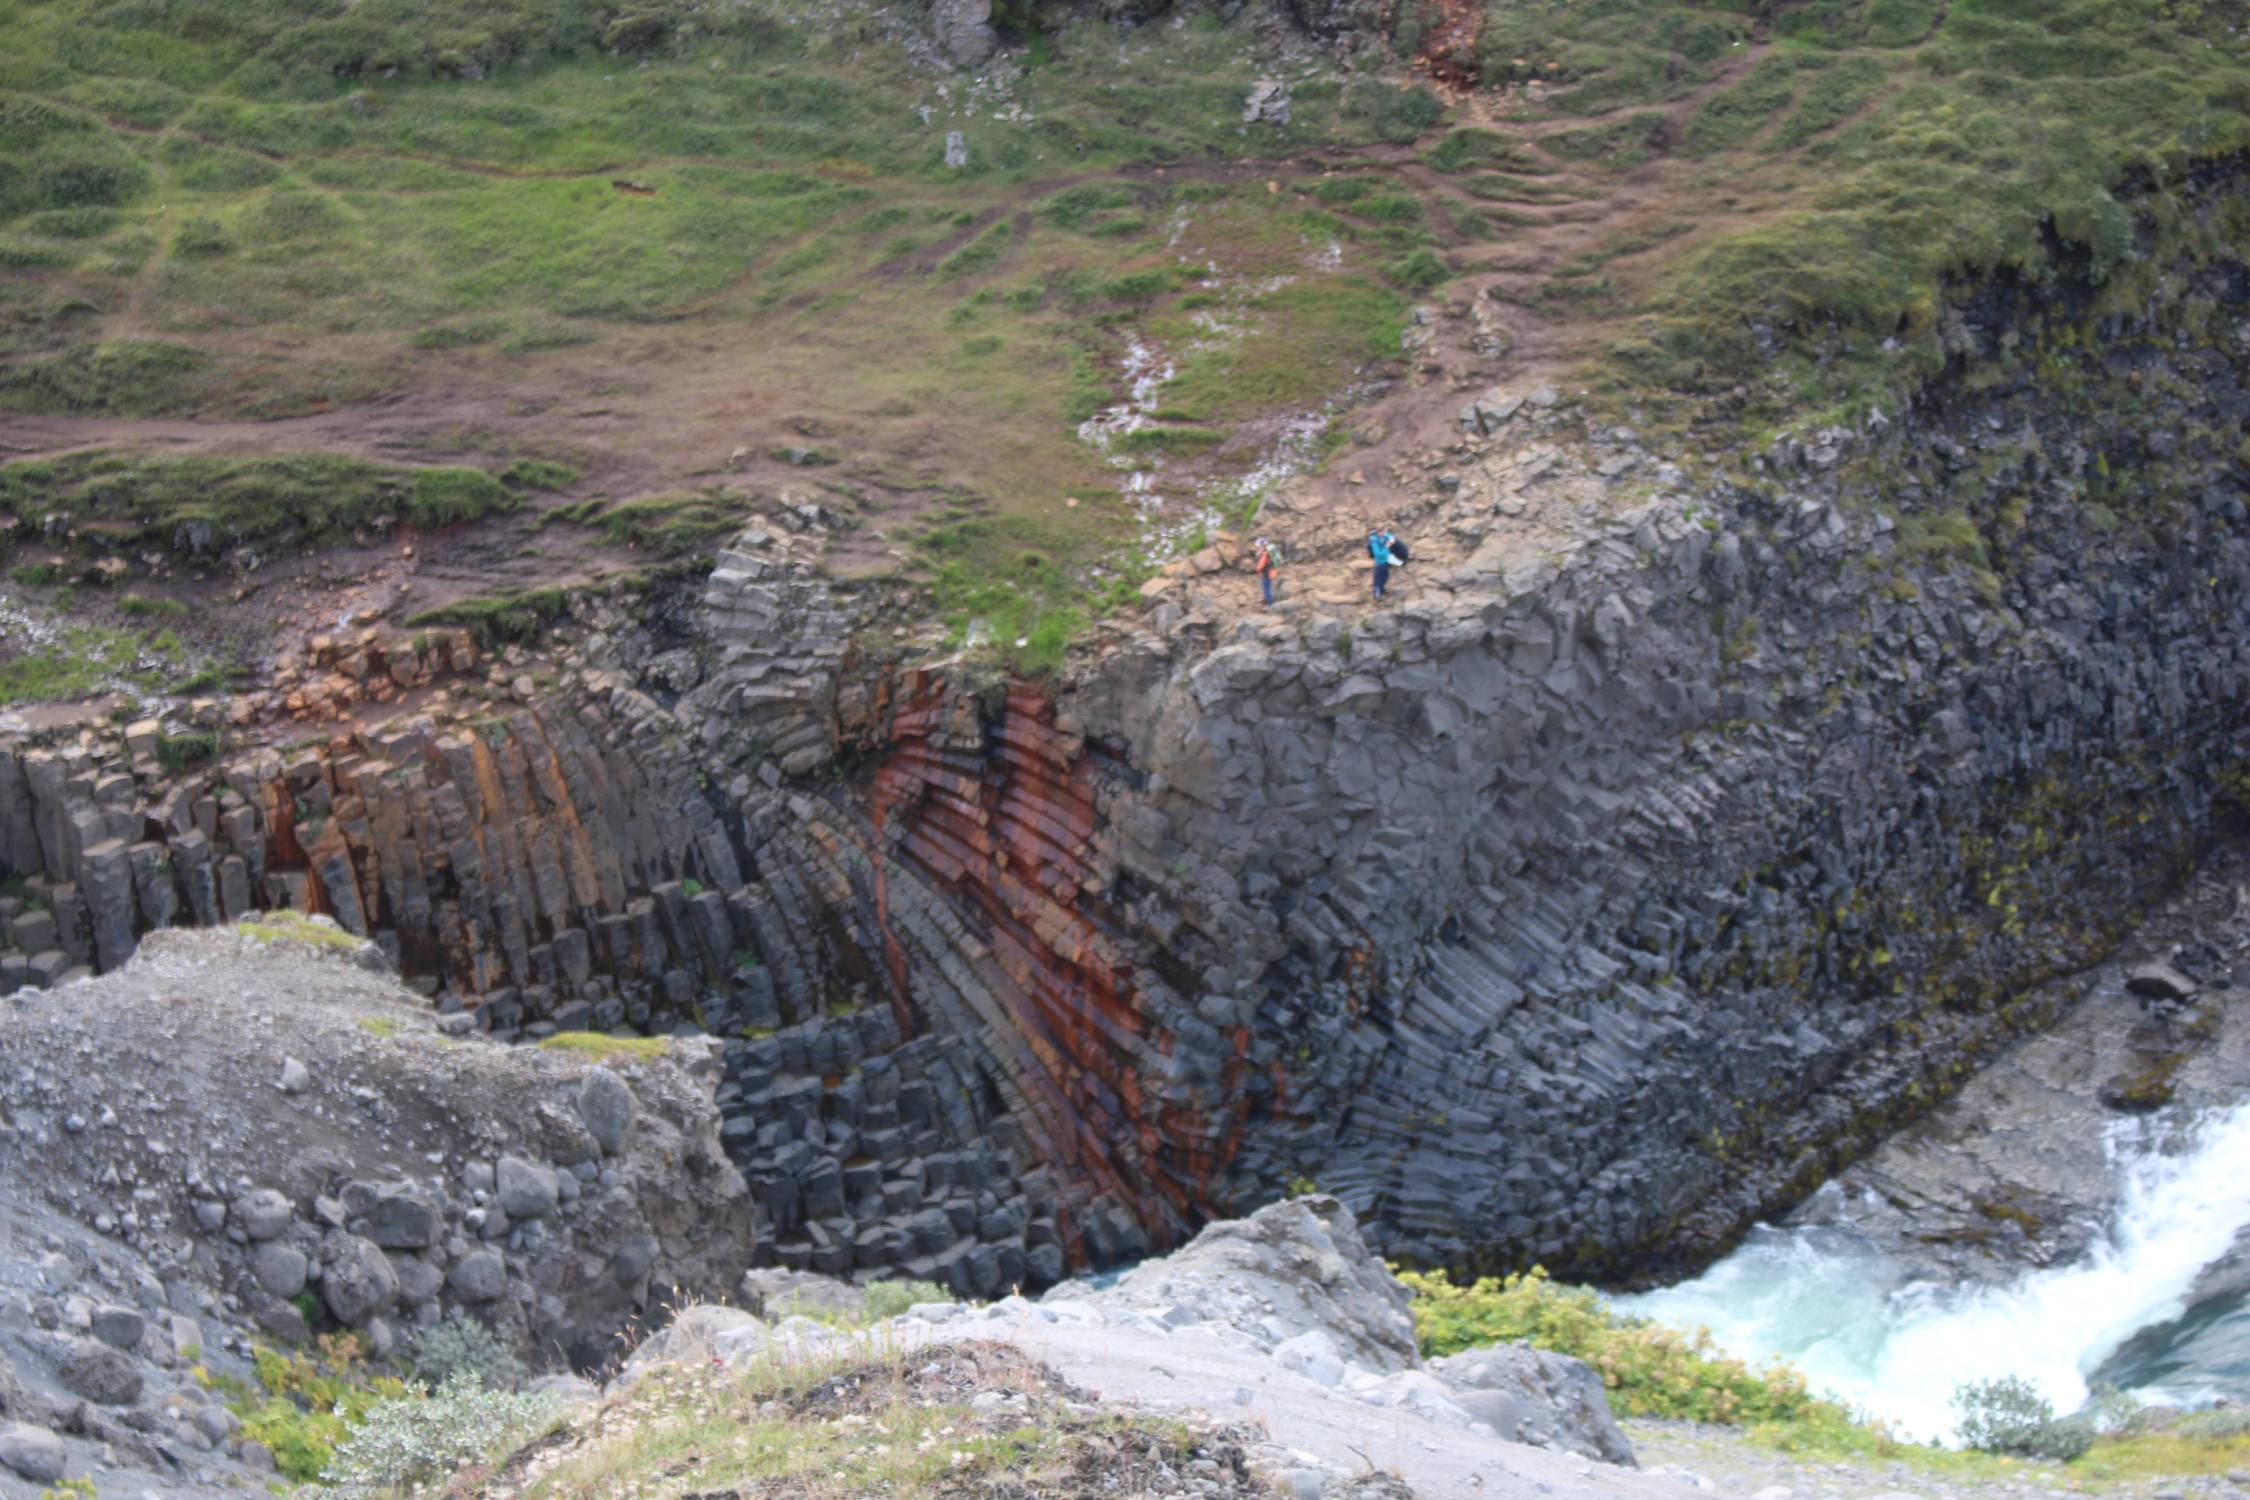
[1397,1266,1843,1428]
[314,1373,562,1492]
[228,1340,409,1484]
[1952,1377,2094,1461]
[406,1315,526,1393]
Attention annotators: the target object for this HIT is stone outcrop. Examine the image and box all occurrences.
[0,925,754,1372]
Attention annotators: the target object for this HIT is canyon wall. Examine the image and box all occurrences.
[3,166,2247,1286]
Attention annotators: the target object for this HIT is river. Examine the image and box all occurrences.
[1612,1099,2250,1443]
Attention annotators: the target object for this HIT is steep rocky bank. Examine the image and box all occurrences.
[3,165,2247,1294]
[0,921,753,1492]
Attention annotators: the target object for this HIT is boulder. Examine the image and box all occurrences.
[252,1243,309,1300]
[58,1337,144,1405]
[0,1422,64,1484]
[90,1305,144,1351]
[232,1188,294,1242]
[1049,1196,1416,1373]
[2126,962,2198,1000]
[616,1304,767,1386]
[497,1156,559,1220]
[929,0,996,67]
[447,1250,506,1304]
[740,1267,866,1323]
[321,1235,400,1327]
[576,1067,636,1157]
[1430,1343,1636,1465]
[364,1184,442,1249]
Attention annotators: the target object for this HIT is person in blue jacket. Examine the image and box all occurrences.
[1368,527,1398,600]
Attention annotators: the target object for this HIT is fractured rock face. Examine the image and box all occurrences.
[929,0,996,67]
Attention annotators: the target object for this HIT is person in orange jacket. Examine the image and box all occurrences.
[1251,536,1278,606]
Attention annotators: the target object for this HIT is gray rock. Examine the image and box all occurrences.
[1049,1196,1416,1373]
[739,1267,865,1322]
[496,1155,558,1220]
[395,1256,444,1308]
[616,1304,766,1385]
[944,130,969,169]
[89,1304,144,1351]
[0,1422,65,1484]
[278,1056,310,1094]
[59,1336,144,1405]
[447,1250,506,1304]
[194,1404,235,1446]
[930,0,996,68]
[365,1185,442,1249]
[2127,962,2198,1000]
[253,1242,309,1300]
[1430,1342,1635,1465]
[1273,1329,1347,1388]
[576,1067,635,1157]
[1243,79,1291,125]
[321,1235,400,1327]
[232,1188,293,1242]
[530,1373,600,1403]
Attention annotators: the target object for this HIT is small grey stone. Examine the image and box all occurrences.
[320,1235,399,1327]
[59,1337,143,1405]
[192,1199,226,1233]
[0,1422,65,1483]
[252,1243,308,1300]
[447,1250,505,1304]
[90,1305,144,1351]
[496,1156,558,1220]
[394,1257,444,1308]
[232,1188,293,1242]
[278,1056,310,1094]
[575,1067,635,1157]
[462,1161,496,1195]
[193,1405,234,1446]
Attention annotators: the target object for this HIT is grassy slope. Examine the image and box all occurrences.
[0,0,2245,679]
[0,0,1445,666]
[1460,0,2250,422]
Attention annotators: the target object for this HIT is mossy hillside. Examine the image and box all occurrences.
[1507,0,2250,412]
[0,451,519,555]
[0,0,1450,670]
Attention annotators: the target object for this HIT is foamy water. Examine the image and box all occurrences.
[1613,1102,2250,1441]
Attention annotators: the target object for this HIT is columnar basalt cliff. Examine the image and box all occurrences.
[3,168,2248,1289]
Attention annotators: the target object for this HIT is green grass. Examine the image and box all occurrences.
[0,452,520,555]
[0,618,184,704]
[238,909,365,953]
[537,1031,669,1061]
[1581,0,2250,402]
[406,585,572,643]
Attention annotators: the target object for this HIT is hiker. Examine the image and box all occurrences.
[1368,526,1401,600]
[1251,536,1278,606]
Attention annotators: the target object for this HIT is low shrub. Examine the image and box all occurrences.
[312,1373,562,1493]
[1952,1376,2095,1461]
[407,1315,526,1393]
[228,1339,409,1483]
[1397,1266,1842,1428]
